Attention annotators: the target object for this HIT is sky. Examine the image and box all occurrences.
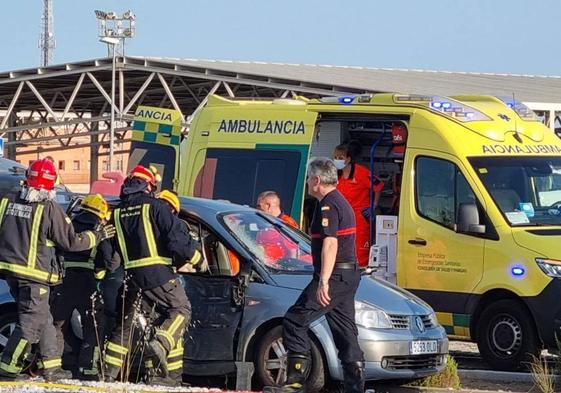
[0,0,560,75]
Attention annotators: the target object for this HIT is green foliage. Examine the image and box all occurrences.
[408,355,461,389]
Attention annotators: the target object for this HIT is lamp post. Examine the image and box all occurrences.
[95,10,135,172]
[99,36,119,172]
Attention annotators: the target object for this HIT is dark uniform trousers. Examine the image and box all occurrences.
[283,269,364,364]
[104,278,191,380]
[51,269,104,376]
[0,278,61,375]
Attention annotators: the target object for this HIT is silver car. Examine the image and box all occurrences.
[0,197,448,390]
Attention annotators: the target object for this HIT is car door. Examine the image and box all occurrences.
[180,218,249,375]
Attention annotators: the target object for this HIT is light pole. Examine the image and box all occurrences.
[95,10,135,172]
[99,36,119,172]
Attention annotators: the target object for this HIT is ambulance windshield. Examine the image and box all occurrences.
[221,212,314,272]
[469,156,561,226]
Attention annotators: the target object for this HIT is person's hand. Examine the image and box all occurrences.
[316,280,331,307]
[97,224,116,241]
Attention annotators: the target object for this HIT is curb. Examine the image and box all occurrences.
[459,369,560,383]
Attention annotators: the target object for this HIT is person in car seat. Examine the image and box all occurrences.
[257,191,299,229]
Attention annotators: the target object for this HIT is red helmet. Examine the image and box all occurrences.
[129,165,160,187]
[27,159,57,191]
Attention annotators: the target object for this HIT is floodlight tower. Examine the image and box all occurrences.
[94,9,136,172]
[94,9,136,56]
[39,0,55,66]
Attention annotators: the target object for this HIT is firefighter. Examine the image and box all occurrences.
[0,158,115,382]
[157,190,180,215]
[266,158,365,393]
[51,194,116,381]
[104,165,202,386]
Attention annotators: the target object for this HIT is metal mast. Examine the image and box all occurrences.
[39,0,55,66]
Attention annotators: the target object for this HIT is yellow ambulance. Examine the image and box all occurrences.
[129,94,561,371]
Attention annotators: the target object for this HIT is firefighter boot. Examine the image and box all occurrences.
[42,367,73,382]
[147,339,168,377]
[342,361,365,393]
[264,353,309,393]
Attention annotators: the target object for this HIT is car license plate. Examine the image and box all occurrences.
[410,340,438,355]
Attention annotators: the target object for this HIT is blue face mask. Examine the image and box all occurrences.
[333,159,346,170]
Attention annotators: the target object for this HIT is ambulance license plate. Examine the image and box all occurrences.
[410,340,438,355]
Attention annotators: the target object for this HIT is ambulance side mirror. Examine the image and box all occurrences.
[457,203,486,235]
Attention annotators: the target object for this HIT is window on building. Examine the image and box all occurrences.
[102,160,109,171]
[73,160,80,171]
[58,161,65,171]
[116,160,123,171]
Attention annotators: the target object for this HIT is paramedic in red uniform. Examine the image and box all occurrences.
[257,191,299,228]
[333,140,384,267]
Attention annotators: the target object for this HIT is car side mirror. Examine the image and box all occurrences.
[457,203,486,235]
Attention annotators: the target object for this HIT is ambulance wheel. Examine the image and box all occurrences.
[476,299,540,371]
[255,325,325,392]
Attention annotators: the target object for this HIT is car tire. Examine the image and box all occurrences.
[476,299,540,371]
[254,325,325,392]
[0,311,16,354]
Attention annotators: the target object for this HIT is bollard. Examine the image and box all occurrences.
[235,361,255,391]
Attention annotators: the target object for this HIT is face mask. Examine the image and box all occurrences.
[333,159,347,170]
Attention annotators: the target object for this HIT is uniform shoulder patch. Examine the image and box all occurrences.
[321,206,330,211]
[322,218,329,227]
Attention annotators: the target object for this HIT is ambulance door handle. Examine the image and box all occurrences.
[408,238,427,246]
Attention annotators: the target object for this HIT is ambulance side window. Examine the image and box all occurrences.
[415,157,477,230]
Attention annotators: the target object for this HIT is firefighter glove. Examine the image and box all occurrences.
[97,223,116,241]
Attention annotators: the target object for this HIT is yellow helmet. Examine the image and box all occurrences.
[157,190,180,214]
[81,194,110,220]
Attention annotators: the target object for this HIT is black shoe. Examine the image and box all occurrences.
[342,361,365,393]
[148,375,182,387]
[42,368,73,382]
[263,384,306,393]
[264,353,309,393]
[147,340,168,377]
[78,372,100,381]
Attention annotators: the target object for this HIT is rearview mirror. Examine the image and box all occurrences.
[457,203,486,235]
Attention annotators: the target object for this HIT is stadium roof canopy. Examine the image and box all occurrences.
[0,56,559,165]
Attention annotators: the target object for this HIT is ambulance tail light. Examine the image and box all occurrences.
[536,258,561,278]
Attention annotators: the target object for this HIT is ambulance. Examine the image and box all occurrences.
[129,94,561,371]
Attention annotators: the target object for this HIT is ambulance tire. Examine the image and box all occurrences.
[255,325,325,392]
[476,299,540,371]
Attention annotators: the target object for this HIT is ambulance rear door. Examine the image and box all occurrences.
[182,99,318,224]
[128,105,183,191]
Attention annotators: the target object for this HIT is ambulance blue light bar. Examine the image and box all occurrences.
[319,95,373,105]
[497,97,539,121]
[394,94,491,122]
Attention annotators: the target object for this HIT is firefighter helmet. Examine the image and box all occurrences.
[81,194,110,220]
[157,190,180,214]
[129,165,161,187]
[26,159,58,191]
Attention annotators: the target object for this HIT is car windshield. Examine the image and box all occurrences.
[221,211,314,272]
[469,156,561,226]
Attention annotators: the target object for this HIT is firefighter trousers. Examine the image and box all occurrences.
[104,277,191,381]
[52,269,104,377]
[0,277,61,377]
[282,270,364,364]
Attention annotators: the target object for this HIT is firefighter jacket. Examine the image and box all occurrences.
[63,211,116,280]
[113,190,198,290]
[0,194,100,285]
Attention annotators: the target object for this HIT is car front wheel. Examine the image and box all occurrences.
[476,299,540,371]
[254,325,325,392]
[0,312,16,353]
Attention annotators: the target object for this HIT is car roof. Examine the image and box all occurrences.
[179,196,256,217]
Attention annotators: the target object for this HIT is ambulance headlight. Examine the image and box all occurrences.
[536,258,561,278]
[355,301,393,329]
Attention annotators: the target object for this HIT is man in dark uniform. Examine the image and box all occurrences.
[52,193,116,380]
[0,158,115,382]
[266,157,365,393]
[104,165,202,386]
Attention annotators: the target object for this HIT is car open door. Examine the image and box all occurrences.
[179,218,249,376]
